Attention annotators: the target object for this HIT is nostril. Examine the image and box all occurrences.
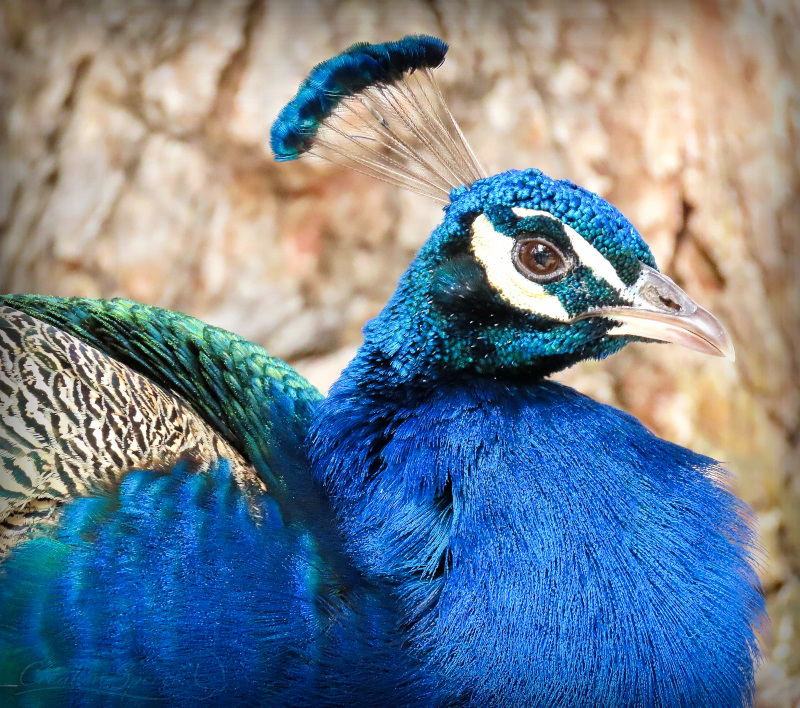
[658,294,682,312]
[633,263,699,316]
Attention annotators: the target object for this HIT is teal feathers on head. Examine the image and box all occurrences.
[270,36,734,383]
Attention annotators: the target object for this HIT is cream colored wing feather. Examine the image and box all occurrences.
[0,306,261,559]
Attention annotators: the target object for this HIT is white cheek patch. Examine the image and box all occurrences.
[470,214,571,322]
[511,208,627,293]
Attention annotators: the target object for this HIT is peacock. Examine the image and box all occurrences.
[0,35,765,707]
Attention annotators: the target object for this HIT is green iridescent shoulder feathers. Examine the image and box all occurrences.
[0,296,323,550]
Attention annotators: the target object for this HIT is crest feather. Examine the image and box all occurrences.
[270,35,486,203]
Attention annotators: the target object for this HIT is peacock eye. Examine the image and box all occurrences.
[513,238,569,283]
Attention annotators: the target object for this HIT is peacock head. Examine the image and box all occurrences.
[271,35,733,382]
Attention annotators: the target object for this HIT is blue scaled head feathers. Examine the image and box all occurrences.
[270,36,734,382]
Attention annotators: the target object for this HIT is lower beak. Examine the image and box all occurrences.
[572,265,735,361]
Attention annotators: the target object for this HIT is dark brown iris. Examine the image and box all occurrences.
[513,238,567,282]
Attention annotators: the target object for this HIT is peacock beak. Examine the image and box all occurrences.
[573,264,735,361]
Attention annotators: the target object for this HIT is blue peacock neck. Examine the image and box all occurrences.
[310,355,764,706]
[351,271,584,389]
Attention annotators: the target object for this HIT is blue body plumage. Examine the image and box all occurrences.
[1,387,763,707]
[311,375,764,707]
[0,461,429,707]
[0,34,764,708]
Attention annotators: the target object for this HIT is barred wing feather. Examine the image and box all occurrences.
[0,306,261,558]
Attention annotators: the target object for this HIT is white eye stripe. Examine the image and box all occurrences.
[510,208,627,293]
[471,214,571,321]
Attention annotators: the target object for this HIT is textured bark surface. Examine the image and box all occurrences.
[1,0,798,703]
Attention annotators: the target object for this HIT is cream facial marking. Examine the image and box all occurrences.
[511,208,627,293]
[471,214,571,321]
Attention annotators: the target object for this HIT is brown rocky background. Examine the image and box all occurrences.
[1,0,798,703]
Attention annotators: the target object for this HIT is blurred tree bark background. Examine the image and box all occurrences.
[1,0,798,703]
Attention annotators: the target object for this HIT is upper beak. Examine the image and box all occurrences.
[572,264,735,361]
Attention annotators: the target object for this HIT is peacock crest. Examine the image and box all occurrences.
[271,35,485,201]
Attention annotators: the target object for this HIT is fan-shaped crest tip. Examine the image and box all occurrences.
[269,35,485,201]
